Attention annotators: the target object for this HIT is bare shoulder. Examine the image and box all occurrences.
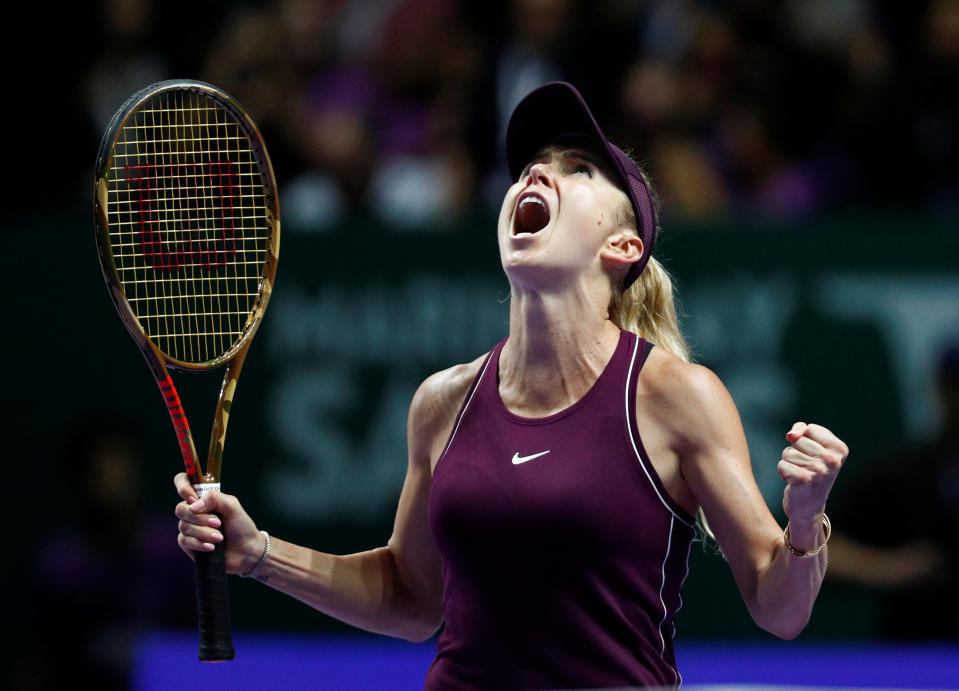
[636,345,756,527]
[642,348,732,414]
[639,347,743,452]
[408,352,490,469]
[410,353,489,425]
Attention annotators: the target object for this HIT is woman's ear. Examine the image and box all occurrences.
[600,232,644,273]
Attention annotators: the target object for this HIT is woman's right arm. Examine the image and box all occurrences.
[174,360,481,642]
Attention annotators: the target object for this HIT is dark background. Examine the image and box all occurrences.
[6,0,959,688]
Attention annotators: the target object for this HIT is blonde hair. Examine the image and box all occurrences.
[608,167,690,363]
[609,256,690,363]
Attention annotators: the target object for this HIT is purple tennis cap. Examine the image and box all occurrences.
[506,81,656,287]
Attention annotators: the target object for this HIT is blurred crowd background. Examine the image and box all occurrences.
[40,0,959,225]
[7,0,959,689]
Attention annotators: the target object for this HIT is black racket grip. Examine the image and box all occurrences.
[195,533,236,661]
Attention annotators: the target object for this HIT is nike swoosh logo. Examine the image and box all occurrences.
[511,450,551,465]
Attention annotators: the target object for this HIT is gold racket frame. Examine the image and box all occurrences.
[93,79,280,483]
[94,79,280,373]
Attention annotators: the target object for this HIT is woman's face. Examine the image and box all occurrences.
[498,141,633,291]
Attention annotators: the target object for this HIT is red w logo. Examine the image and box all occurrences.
[125,161,238,272]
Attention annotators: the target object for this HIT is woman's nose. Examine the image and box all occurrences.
[527,162,555,187]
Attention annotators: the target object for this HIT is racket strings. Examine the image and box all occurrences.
[106,89,271,364]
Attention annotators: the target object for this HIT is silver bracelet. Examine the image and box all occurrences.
[241,530,271,578]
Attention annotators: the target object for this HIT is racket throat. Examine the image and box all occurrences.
[205,350,248,481]
[156,373,203,482]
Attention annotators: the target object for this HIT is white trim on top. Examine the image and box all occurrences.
[657,515,679,685]
[437,350,496,464]
[624,336,695,527]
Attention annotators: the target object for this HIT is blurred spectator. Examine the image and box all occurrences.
[616,6,734,221]
[493,0,577,134]
[13,421,194,690]
[473,0,636,207]
[284,0,482,230]
[71,1,959,227]
[202,4,303,186]
[827,338,959,638]
[363,0,480,228]
[911,0,959,212]
[714,100,828,219]
[84,0,168,134]
[294,63,379,223]
[617,2,861,222]
[648,133,729,221]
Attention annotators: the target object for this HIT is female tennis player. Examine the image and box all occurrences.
[175,82,848,688]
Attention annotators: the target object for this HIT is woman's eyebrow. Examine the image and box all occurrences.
[521,146,610,176]
[558,147,619,180]
[559,148,603,167]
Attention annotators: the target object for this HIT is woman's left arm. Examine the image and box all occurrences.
[654,361,848,639]
[750,421,847,637]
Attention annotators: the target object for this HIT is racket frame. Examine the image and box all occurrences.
[93,79,280,661]
[94,79,279,484]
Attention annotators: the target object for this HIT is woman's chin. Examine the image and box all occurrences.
[502,259,573,293]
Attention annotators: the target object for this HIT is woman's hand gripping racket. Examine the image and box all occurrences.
[93,80,280,661]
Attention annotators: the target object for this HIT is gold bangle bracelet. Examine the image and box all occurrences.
[784,513,831,557]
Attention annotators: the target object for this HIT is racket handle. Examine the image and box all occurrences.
[195,532,236,661]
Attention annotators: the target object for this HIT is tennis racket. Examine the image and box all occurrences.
[93,80,280,661]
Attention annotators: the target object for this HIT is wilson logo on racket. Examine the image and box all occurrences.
[124,161,239,272]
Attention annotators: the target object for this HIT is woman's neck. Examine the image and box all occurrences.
[499,288,621,417]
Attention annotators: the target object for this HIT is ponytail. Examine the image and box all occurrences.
[609,255,690,363]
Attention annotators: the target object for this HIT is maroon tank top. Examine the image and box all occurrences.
[426,330,696,689]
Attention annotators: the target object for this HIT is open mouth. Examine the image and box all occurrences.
[513,192,550,237]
